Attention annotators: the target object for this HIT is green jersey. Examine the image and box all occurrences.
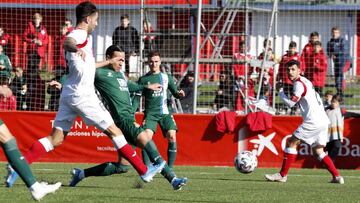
[0,53,12,73]
[138,71,180,115]
[95,66,144,122]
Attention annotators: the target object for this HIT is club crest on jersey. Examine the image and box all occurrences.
[107,72,113,77]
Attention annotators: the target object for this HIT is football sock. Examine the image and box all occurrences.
[167,141,177,169]
[24,137,54,164]
[112,135,147,175]
[144,140,175,183]
[318,152,340,178]
[280,148,297,177]
[2,138,36,187]
[142,149,151,166]
[84,162,129,177]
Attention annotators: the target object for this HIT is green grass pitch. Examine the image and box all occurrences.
[0,163,359,202]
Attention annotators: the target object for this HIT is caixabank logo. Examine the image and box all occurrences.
[237,127,360,159]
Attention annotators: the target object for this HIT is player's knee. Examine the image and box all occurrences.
[167,131,176,142]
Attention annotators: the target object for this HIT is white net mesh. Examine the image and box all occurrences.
[0,0,358,115]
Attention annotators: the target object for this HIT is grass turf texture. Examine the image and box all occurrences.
[0,163,359,202]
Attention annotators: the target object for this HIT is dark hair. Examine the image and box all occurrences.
[121,14,129,20]
[105,45,124,59]
[331,26,340,32]
[65,18,72,24]
[263,38,271,48]
[325,90,333,96]
[289,41,297,48]
[310,31,319,37]
[239,41,246,47]
[332,94,342,103]
[313,41,322,47]
[148,51,161,59]
[75,1,98,25]
[287,60,300,68]
[186,71,194,78]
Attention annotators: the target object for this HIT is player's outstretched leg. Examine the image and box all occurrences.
[265,147,297,183]
[110,134,165,182]
[315,147,344,184]
[5,133,58,187]
[166,130,177,169]
[69,162,130,187]
[144,140,188,190]
[1,136,61,200]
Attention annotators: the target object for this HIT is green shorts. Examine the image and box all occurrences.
[0,119,3,126]
[115,117,145,146]
[142,113,178,136]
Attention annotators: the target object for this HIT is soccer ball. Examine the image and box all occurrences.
[234,151,258,174]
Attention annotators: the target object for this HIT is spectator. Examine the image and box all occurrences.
[305,41,327,97]
[112,14,139,74]
[0,27,12,54]
[23,12,49,72]
[54,24,68,70]
[327,26,351,99]
[64,18,74,34]
[143,20,157,54]
[301,31,322,76]
[233,41,252,79]
[278,41,303,114]
[47,67,67,111]
[326,95,344,163]
[179,71,195,113]
[258,39,276,105]
[10,67,27,110]
[324,90,333,110]
[0,45,12,74]
[0,71,16,111]
[26,71,45,111]
[213,72,233,111]
[234,74,256,114]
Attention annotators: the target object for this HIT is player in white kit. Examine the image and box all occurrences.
[265,60,344,184]
[5,1,164,187]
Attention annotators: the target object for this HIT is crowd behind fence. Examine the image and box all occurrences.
[0,1,359,115]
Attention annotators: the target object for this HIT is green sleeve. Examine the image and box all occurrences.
[4,56,12,72]
[128,80,144,93]
[168,74,180,99]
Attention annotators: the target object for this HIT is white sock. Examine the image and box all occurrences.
[39,138,54,152]
[317,152,327,161]
[111,135,127,150]
[29,181,41,191]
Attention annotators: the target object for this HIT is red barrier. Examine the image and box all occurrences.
[0,112,359,169]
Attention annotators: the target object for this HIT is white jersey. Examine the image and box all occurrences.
[291,76,329,127]
[61,29,96,98]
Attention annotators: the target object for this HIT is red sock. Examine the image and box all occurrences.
[280,152,297,177]
[24,140,47,164]
[118,144,147,175]
[321,155,340,178]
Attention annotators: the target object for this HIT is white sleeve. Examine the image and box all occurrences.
[293,81,305,100]
[67,30,87,45]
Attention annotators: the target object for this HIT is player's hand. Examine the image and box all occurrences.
[147,83,162,91]
[109,56,124,65]
[275,82,283,92]
[0,86,12,97]
[76,49,86,61]
[178,89,185,97]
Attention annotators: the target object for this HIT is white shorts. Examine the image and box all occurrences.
[53,94,114,132]
[293,123,328,147]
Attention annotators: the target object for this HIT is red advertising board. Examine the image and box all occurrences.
[0,112,359,169]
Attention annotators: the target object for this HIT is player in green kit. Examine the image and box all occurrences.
[69,45,188,190]
[138,51,185,169]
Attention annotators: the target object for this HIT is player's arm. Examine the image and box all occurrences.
[168,74,184,99]
[64,37,86,60]
[278,81,303,108]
